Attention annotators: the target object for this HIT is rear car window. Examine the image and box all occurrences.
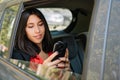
[38,8,72,31]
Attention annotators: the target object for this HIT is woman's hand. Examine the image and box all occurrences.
[36,49,71,78]
[43,48,71,70]
[43,51,61,67]
[36,52,61,76]
[56,49,71,71]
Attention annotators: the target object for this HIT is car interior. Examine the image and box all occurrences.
[0,0,94,79]
[20,0,94,75]
[0,0,94,77]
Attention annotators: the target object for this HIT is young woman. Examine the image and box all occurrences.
[12,8,70,70]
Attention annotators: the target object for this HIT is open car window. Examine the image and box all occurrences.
[0,4,81,80]
[38,8,72,31]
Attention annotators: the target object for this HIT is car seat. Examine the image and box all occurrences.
[62,35,84,74]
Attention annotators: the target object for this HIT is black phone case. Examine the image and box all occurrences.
[52,41,67,61]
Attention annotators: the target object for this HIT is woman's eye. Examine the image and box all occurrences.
[38,23,43,26]
[27,26,33,28]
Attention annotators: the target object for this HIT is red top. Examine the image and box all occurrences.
[30,52,52,64]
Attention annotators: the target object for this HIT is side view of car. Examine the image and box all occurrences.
[0,0,120,80]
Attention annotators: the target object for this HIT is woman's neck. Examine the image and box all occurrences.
[36,43,42,49]
[36,43,48,60]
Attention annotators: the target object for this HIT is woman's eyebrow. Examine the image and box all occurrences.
[27,23,34,25]
[38,20,43,23]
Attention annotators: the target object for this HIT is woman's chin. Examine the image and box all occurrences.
[34,40,42,44]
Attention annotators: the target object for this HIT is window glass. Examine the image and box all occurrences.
[0,11,2,19]
[0,5,4,30]
[0,5,2,19]
[10,59,81,80]
[0,4,19,58]
[104,0,120,80]
[38,8,72,31]
[0,11,2,30]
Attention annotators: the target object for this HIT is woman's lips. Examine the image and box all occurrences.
[34,34,42,39]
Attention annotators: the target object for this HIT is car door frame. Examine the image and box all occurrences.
[8,1,25,58]
[82,0,113,80]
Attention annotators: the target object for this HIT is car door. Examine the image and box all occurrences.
[0,1,39,80]
[82,0,120,80]
[0,0,81,80]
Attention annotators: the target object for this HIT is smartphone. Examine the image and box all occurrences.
[52,41,67,61]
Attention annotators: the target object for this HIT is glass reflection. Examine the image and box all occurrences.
[10,59,81,80]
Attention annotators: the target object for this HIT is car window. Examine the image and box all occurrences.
[104,0,120,80]
[0,6,80,80]
[0,3,4,30]
[38,8,72,31]
[10,59,81,80]
[0,10,1,17]
[0,11,2,30]
[0,4,19,58]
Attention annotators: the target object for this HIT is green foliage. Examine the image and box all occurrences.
[0,4,19,57]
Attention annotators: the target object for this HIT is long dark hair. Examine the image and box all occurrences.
[15,8,53,57]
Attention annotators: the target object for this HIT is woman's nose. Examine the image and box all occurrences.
[34,26,40,33]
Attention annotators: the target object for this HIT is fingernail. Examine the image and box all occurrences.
[55,51,59,54]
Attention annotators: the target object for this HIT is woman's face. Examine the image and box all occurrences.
[25,14,45,45]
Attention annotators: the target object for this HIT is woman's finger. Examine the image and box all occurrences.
[65,48,69,58]
[47,59,61,66]
[57,61,70,68]
[56,62,65,68]
[59,57,69,62]
[44,51,58,62]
